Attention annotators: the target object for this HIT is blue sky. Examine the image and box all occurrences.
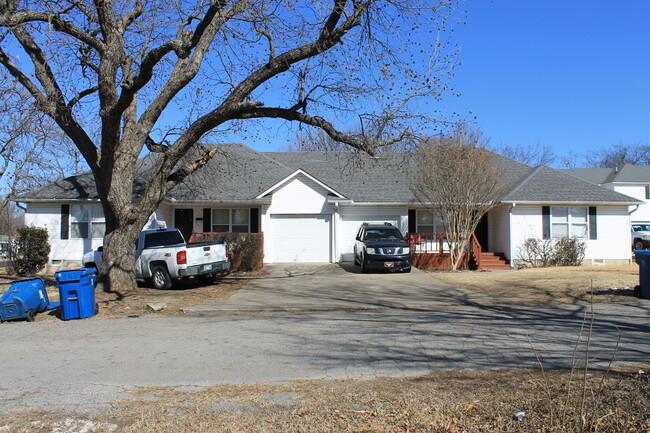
[440,0,650,158]
[252,1,650,161]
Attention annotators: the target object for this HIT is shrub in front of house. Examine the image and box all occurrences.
[517,236,586,268]
[552,236,586,267]
[8,226,51,275]
[191,232,264,272]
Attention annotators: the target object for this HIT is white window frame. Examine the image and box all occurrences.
[415,210,445,233]
[211,208,250,233]
[70,204,105,239]
[551,206,588,239]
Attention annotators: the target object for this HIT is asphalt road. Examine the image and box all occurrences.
[1,301,648,415]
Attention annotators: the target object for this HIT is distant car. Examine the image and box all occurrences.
[632,224,650,250]
[354,223,411,273]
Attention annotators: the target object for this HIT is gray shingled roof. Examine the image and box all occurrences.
[166,143,293,202]
[502,165,641,204]
[16,143,642,205]
[562,164,650,185]
[561,167,612,184]
[604,164,650,183]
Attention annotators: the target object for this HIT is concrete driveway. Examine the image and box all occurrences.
[183,263,511,314]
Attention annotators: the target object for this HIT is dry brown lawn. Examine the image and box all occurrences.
[1,367,648,432]
[432,264,642,305]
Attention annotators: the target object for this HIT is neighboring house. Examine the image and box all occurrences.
[563,164,650,224]
[14,143,642,271]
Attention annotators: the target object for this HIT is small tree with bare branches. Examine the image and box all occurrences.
[411,127,506,270]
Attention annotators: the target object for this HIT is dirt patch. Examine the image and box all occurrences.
[0,271,254,320]
[432,264,643,305]
[1,367,647,432]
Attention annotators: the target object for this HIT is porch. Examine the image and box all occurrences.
[407,232,510,270]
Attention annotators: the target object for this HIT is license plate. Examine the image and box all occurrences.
[384,262,394,268]
[201,264,212,272]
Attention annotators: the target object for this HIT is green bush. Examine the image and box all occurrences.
[8,226,51,275]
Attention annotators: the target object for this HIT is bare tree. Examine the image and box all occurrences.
[583,142,650,167]
[0,79,79,214]
[411,127,506,270]
[0,0,460,292]
[282,124,416,152]
[281,128,351,152]
[492,142,557,167]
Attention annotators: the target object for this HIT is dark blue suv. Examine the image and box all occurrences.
[354,223,411,273]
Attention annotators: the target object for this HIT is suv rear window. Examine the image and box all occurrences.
[144,231,185,248]
[363,228,403,241]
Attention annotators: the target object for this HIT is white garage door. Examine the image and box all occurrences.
[271,215,332,262]
[339,214,401,262]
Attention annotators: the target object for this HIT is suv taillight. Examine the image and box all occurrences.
[176,250,187,265]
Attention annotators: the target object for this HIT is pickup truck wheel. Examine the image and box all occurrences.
[634,239,645,250]
[152,266,172,290]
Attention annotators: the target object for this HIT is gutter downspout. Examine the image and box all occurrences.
[508,203,515,268]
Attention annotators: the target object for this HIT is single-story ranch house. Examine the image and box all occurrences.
[15,143,642,271]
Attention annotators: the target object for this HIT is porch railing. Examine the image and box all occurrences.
[407,232,483,269]
[407,232,451,254]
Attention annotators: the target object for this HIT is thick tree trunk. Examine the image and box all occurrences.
[97,221,142,293]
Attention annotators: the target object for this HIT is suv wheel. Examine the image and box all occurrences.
[360,255,368,273]
[634,239,645,250]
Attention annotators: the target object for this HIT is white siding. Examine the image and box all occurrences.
[509,205,543,263]
[24,203,103,264]
[145,203,173,229]
[607,184,650,223]
[510,204,632,264]
[487,204,511,260]
[584,206,631,261]
[266,175,335,215]
[337,205,407,262]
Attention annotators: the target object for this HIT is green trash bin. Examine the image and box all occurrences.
[634,250,650,299]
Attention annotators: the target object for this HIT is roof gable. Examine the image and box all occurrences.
[256,169,345,199]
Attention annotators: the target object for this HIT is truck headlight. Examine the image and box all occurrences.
[366,248,376,254]
[402,247,410,254]
[643,235,650,241]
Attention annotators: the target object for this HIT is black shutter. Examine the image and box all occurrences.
[203,208,211,232]
[61,204,70,239]
[250,208,259,233]
[408,209,416,233]
[588,207,597,240]
[542,206,550,240]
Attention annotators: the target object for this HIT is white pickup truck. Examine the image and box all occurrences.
[82,228,230,289]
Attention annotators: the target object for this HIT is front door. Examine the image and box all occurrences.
[174,208,194,242]
[475,214,489,250]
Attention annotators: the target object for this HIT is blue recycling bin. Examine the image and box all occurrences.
[0,277,49,322]
[54,268,97,320]
[634,250,650,300]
